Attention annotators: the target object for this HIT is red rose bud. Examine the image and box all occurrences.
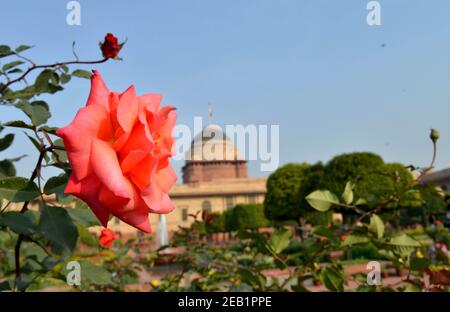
[99,228,118,248]
[100,33,122,59]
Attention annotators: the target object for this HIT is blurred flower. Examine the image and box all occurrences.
[416,250,424,259]
[99,228,118,249]
[150,279,161,287]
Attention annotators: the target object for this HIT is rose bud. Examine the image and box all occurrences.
[99,228,118,249]
[430,128,439,144]
[100,33,123,59]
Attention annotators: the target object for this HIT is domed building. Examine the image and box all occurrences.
[109,110,267,234]
[182,124,248,183]
[155,121,267,232]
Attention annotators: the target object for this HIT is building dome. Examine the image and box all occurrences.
[187,124,244,162]
[182,124,248,183]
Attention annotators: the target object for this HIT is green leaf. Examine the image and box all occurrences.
[306,190,340,212]
[34,69,63,94]
[355,198,367,206]
[77,225,98,246]
[24,133,49,163]
[60,74,71,84]
[0,177,40,202]
[38,125,58,136]
[267,229,292,254]
[0,45,13,58]
[65,201,101,227]
[410,257,430,271]
[72,69,92,79]
[0,159,16,177]
[16,101,51,126]
[403,283,421,292]
[1,120,35,130]
[60,64,69,73]
[387,234,420,247]
[321,266,344,292]
[64,260,112,287]
[2,60,24,71]
[0,211,36,235]
[15,45,32,53]
[0,133,14,152]
[51,139,67,162]
[44,174,69,195]
[37,206,78,254]
[7,68,23,74]
[369,214,384,239]
[342,181,354,205]
[342,234,369,246]
[313,226,339,244]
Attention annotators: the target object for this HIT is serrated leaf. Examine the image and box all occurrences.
[0,177,40,202]
[342,181,354,205]
[369,214,384,239]
[72,69,92,79]
[0,133,14,151]
[37,206,78,254]
[306,190,340,212]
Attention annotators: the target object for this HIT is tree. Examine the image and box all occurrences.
[323,152,388,200]
[234,204,270,230]
[264,163,310,222]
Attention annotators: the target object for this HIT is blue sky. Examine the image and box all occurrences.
[1,0,450,181]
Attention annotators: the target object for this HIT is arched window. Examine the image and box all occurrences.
[202,200,212,213]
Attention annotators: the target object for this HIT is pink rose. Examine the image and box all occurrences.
[57,70,177,232]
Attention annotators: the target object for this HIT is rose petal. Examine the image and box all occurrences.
[86,70,110,112]
[57,104,113,181]
[117,86,138,133]
[65,175,110,227]
[128,155,158,190]
[99,185,151,233]
[141,181,175,214]
[90,138,132,199]
[156,165,177,193]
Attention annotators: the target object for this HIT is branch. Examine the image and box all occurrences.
[1,57,108,93]
[14,145,54,282]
